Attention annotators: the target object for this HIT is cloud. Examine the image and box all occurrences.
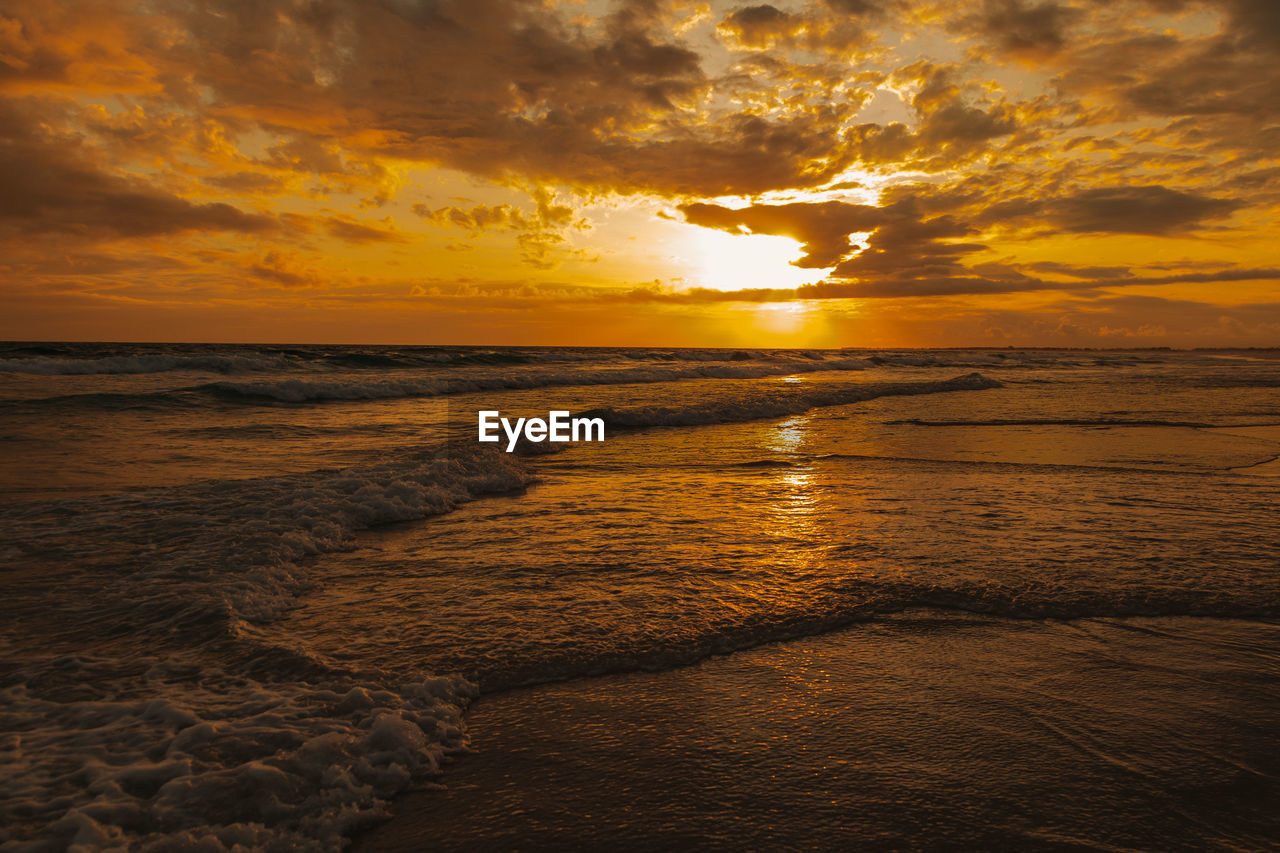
[680,196,990,287]
[719,5,803,49]
[839,61,1022,170]
[881,175,1250,237]
[717,4,872,53]
[680,200,887,267]
[599,262,1280,303]
[953,0,1083,61]
[679,190,1273,300]
[248,251,324,288]
[0,0,881,197]
[324,217,402,243]
[1024,261,1133,279]
[0,101,275,241]
[821,0,900,18]
[1041,186,1241,235]
[415,187,585,268]
[1221,0,1280,53]
[1,0,1277,347]
[415,203,529,232]
[206,172,290,194]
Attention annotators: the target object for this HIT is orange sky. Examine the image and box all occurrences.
[1,0,1277,347]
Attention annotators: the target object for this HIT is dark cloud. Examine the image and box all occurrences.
[879,178,1246,237]
[248,251,323,288]
[1043,3,1280,156]
[680,200,886,267]
[205,172,290,193]
[679,189,1271,300]
[956,0,1082,61]
[0,0,881,197]
[716,3,873,54]
[172,0,846,196]
[1222,0,1280,52]
[680,197,989,285]
[324,218,402,243]
[0,103,274,240]
[821,0,899,18]
[841,62,1020,170]
[603,262,1280,303]
[1,0,1276,341]
[719,5,802,49]
[1025,261,1133,279]
[1043,186,1241,235]
[829,213,985,280]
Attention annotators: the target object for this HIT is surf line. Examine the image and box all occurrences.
[478,410,605,452]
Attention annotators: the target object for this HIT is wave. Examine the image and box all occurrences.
[0,345,844,377]
[0,447,533,851]
[442,572,1280,694]
[129,450,531,629]
[319,349,541,368]
[0,353,293,375]
[2,358,874,410]
[890,417,1213,428]
[208,358,874,403]
[0,345,1224,380]
[867,352,1020,367]
[3,446,535,655]
[1199,377,1280,389]
[805,451,1226,478]
[209,376,455,403]
[0,668,476,852]
[733,459,796,468]
[573,373,1003,430]
[861,350,1181,369]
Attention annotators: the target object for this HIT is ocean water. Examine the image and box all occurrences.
[1,343,1278,851]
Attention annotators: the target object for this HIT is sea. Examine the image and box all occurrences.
[1,343,1278,851]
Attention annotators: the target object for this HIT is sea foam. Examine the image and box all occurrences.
[0,447,532,851]
[575,373,1003,429]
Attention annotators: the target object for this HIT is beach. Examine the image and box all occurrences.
[6,0,1280,848]
[2,344,1279,850]
[360,616,1280,852]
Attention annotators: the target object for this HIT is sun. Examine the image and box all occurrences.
[688,227,833,292]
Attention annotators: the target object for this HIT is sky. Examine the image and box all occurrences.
[1,0,1277,347]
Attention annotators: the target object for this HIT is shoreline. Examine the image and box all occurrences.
[358,613,1280,852]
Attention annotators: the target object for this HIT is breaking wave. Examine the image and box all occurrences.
[1,670,476,852]
[0,345,848,377]
[890,417,1214,428]
[0,353,293,375]
[576,373,1003,429]
[464,579,1280,693]
[9,358,875,409]
[0,447,533,851]
[206,358,874,403]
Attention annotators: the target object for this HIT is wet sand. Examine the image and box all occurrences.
[359,613,1280,852]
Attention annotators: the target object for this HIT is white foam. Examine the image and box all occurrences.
[109,448,536,626]
[0,671,476,852]
[1,448,532,849]
[581,373,1004,429]
[209,358,873,403]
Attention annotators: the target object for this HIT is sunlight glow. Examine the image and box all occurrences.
[750,301,815,335]
[689,228,833,292]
